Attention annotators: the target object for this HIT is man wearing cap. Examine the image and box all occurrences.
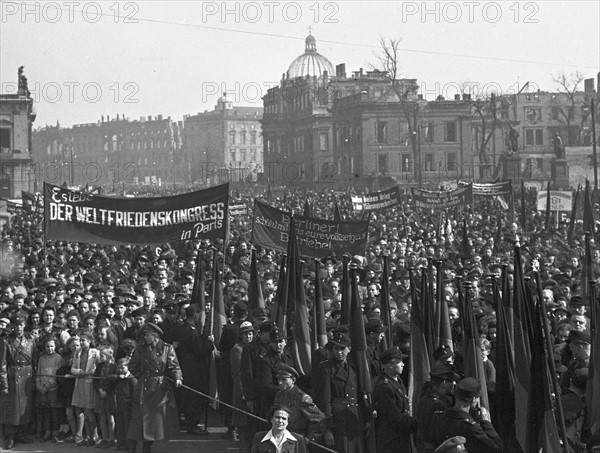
[274,363,325,443]
[372,348,418,452]
[0,315,37,449]
[416,363,459,453]
[244,327,294,423]
[365,319,387,380]
[314,332,364,452]
[177,305,214,436]
[560,331,591,391]
[127,322,182,453]
[432,377,502,453]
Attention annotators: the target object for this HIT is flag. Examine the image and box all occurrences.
[436,266,453,353]
[494,215,503,247]
[460,218,470,259]
[421,268,436,363]
[513,244,533,452]
[333,200,342,221]
[584,179,595,234]
[525,275,562,452]
[271,254,287,332]
[206,249,227,348]
[587,282,600,435]
[509,185,515,225]
[520,180,526,232]
[492,270,515,442]
[247,249,265,322]
[583,231,593,300]
[408,268,431,414]
[545,182,552,231]
[379,256,393,348]
[462,282,489,411]
[191,249,206,330]
[286,221,312,378]
[340,255,351,325]
[349,268,374,449]
[313,260,327,349]
[568,184,581,244]
[303,199,312,217]
[283,188,287,205]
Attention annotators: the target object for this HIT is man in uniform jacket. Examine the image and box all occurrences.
[177,304,214,435]
[373,348,418,452]
[432,377,502,453]
[314,332,364,453]
[127,322,182,453]
[416,363,459,453]
[365,319,387,382]
[0,315,37,450]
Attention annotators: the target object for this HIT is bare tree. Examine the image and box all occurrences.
[553,71,591,146]
[375,38,421,184]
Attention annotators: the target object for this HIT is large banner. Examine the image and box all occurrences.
[470,180,512,196]
[44,182,229,244]
[412,185,473,210]
[537,190,573,212]
[351,186,401,211]
[251,200,369,258]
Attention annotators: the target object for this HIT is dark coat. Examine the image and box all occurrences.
[432,408,503,453]
[0,332,37,426]
[416,388,452,453]
[250,430,308,453]
[373,371,418,452]
[127,339,182,442]
[314,357,364,453]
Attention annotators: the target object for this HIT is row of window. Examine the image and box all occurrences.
[374,120,458,144]
[229,149,260,162]
[229,131,259,145]
[377,153,458,174]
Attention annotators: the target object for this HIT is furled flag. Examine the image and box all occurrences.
[246,249,265,323]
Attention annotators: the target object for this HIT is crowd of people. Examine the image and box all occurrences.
[0,182,599,453]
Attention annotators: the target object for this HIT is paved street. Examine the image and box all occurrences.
[4,412,240,453]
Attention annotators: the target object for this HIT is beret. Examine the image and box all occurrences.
[142,322,164,337]
[329,331,351,348]
[433,345,454,362]
[365,319,388,334]
[233,302,248,316]
[131,307,149,317]
[270,327,286,342]
[569,295,588,307]
[239,321,254,333]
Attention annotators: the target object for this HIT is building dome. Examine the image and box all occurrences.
[287,33,334,79]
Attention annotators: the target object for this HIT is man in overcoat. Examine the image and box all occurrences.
[127,323,182,453]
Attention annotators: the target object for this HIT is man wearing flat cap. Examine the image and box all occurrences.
[373,348,418,452]
[314,332,364,452]
[274,363,325,443]
[416,363,460,453]
[432,377,502,453]
[127,322,182,453]
[0,315,37,449]
[365,319,388,381]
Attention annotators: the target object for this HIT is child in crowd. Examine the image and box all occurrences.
[70,331,101,446]
[94,347,117,449]
[36,337,64,442]
[57,335,79,441]
[114,357,137,451]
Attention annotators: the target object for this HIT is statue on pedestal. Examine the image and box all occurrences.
[18,66,30,97]
[553,132,564,159]
[508,125,519,154]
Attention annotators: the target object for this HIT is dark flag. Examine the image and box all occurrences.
[421,270,436,365]
[525,275,562,452]
[303,199,312,217]
[437,288,453,353]
[509,185,515,225]
[584,179,595,234]
[313,260,327,349]
[286,223,312,378]
[333,200,342,221]
[408,268,431,413]
[583,232,593,300]
[513,244,533,452]
[520,180,526,232]
[191,249,206,330]
[462,282,489,411]
[349,268,374,450]
[282,188,287,205]
[460,218,470,259]
[492,271,516,443]
[380,256,393,348]
[206,249,227,347]
[587,282,600,435]
[567,184,581,244]
[247,249,265,323]
[545,182,552,231]
[271,254,287,332]
[495,215,503,247]
[340,255,351,325]
[22,191,36,211]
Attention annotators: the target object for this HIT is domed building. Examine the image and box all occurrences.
[287,33,335,80]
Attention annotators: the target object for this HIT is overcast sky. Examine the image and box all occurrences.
[1,1,598,127]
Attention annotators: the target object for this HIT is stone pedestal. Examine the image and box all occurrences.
[551,159,569,190]
[503,155,522,182]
